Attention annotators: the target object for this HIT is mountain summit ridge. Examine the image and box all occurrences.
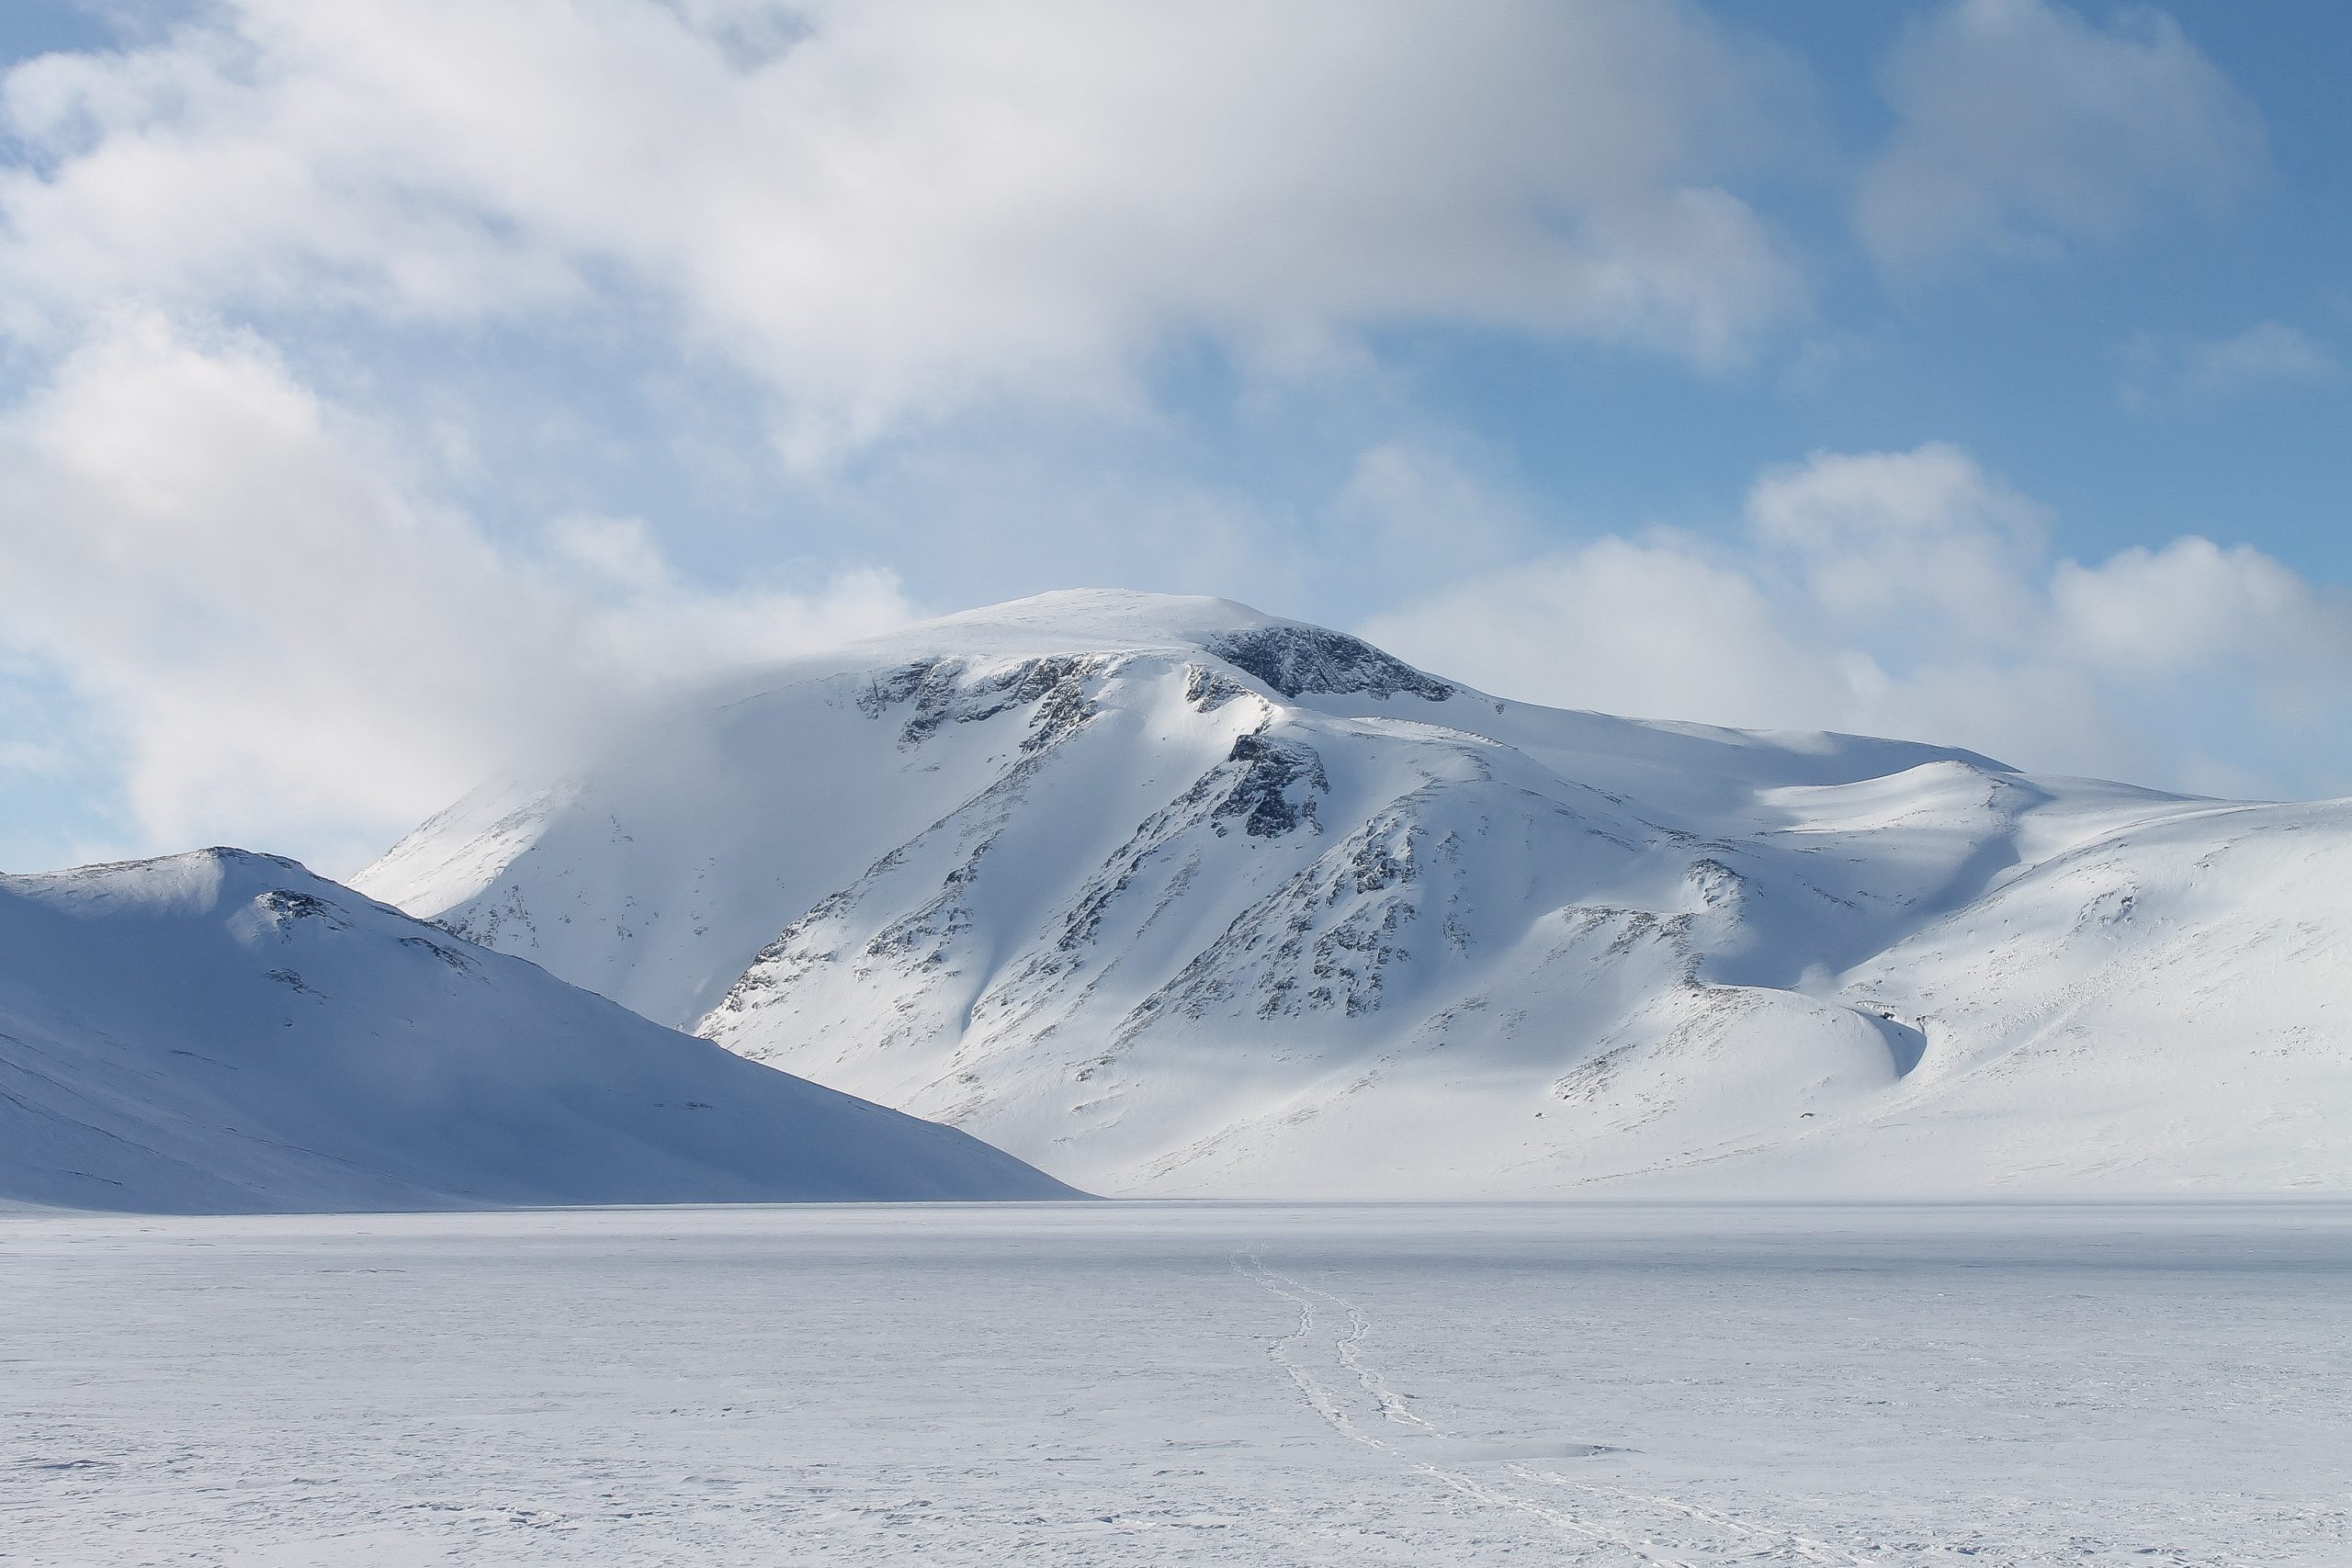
[357,590,2352,1197]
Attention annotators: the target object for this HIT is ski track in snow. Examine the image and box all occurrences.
[1235,1249,1879,1567]
[7,1201,2348,1567]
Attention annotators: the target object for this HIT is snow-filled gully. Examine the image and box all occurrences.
[1235,1250,1878,1567]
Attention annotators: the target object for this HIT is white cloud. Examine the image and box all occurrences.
[0,2,2335,863]
[1364,534,1877,732]
[2052,537,2352,674]
[2120,321,2340,408]
[1747,442,2044,636]
[1327,441,1533,590]
[546,515,684,592]
[1364,444,2352,796]
[0,1,1815,453]
[1857,0,2262,281]
[0,313,911,873]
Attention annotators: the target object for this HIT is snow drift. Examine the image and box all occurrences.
[358,590,2352,1197]
[0,848,1076,1211]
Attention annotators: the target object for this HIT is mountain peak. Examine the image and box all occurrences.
[842,589,1456,705]
[926,588,1287,640]
[845,588,1293,667]
[7,844,334,918]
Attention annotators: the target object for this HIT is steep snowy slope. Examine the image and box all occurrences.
[0,849,1075,1211]
[358,590,2348,1196]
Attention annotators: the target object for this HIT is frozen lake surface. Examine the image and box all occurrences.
[6,1201,2347,1565]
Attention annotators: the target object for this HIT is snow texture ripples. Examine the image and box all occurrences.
[6,1201,2347,1566]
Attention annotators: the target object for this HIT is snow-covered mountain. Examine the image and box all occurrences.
[358,590,2352,1197]
[0,848,1075,1211]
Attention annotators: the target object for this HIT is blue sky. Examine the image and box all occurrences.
[1,0,2348,874]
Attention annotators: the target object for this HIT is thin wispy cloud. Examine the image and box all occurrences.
[2120,321,2340,409]
[1857,0,2263,280]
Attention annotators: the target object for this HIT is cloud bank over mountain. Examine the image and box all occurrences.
[1367,443,2352,799]
[0,314,910,869]
[0,1,2342,870]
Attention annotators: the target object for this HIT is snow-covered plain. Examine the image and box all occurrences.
[7,1201,2346,1566]
[360,589,2352,1198]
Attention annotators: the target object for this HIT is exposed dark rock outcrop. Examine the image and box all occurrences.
[1206,626,1453,703]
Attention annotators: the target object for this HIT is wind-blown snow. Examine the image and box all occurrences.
[358,589,2352,1197]
[0,848,1075,1210]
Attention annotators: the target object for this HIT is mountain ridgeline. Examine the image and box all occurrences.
[357,590,2352,1197]
[0,848,1075,1211]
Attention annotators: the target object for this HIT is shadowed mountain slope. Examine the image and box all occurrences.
[1,848,1077,1211]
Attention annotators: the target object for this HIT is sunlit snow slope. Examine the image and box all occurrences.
[359,590,2352,1196]
[0,849,1075,1210]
